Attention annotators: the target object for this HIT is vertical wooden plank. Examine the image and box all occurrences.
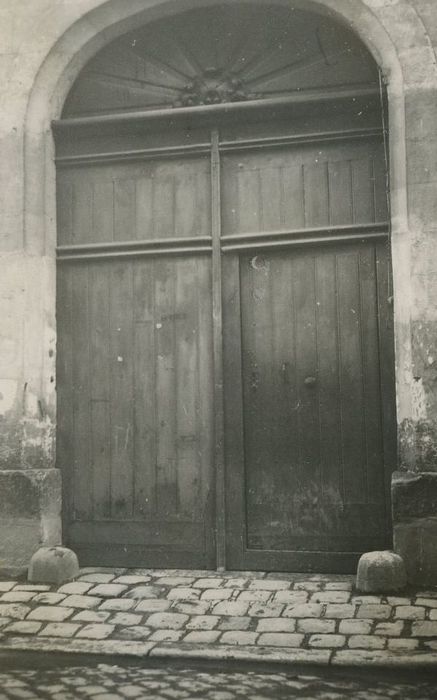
[211,128,226,568]
[72,175,93,244]
[292,251,321,531]
[109,262,134,519]
[71,264,92,519]
[235,161,261,233]
[135,174,154,240]
[222,253,245,567]
[174,163,197,238]
[357,245,385,503]
[154,257,178,515]
[315,251,343,524]
[351,158,374,224]
[281,164,305,230]
[114,178,136,241]
[93,181,114,243]
[373,154,389,222]
[195,166,212,237]
[196,257,214,524]
[132,259,157,518]
[220,157,239,235]
[240,252,274,547]
[259,165,281,231]
[153,165,175,239]
[336,249,366,503]
[267,255,298,535]
[175,257,200,516]
[328,161,353,226]
[57,178,73,246]
[303,161,330,228]
[88,262,111,518]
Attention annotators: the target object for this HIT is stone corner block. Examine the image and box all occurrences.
[356,550,407,593]
[392,470,437,586]
[28,546,79,585]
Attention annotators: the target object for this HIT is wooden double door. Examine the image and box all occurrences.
[57,114,396,571]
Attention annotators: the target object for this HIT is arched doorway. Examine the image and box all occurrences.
[54,3,396,572]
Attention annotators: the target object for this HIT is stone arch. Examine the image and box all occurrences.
[24,0,436,474]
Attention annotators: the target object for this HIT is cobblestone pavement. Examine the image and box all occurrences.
[1,661,437,700]
[1,569,437,668]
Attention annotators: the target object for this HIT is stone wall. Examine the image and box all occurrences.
[0,0,437,581]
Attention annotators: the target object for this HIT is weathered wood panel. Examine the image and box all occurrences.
[57,150,215,568]
[57,157,211,246]
[234,242,393,555]
[58,256,215,565]
[221,139,388,235]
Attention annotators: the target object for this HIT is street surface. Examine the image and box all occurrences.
[2,569,437,667]
[0,656,437,700]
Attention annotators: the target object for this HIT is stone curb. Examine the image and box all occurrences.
[1,637,437,670]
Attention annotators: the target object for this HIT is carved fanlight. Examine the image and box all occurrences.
[63,4,378,117]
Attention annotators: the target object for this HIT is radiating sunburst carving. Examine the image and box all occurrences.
[63,5,379,117]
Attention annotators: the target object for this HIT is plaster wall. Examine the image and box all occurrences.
[0,0,437,579]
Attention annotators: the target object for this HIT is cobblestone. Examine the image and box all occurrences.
[297,619,335,634]
[0,605,29,620]
[356,605,391,619]
[41,623,81,637]
[62,595,102,609]
[212,601,249,617]
[57,582,94,595]
[411,621,437,636]
[146,613,189,629]
[348,635,386,649]
[339,619,372,635]
[0,582,16,592]
[311,591,351,604]
[110,613,142,626]
[220,631,258,645]
[27,606,73,622]
[1,568,437,668]
[32,593,66,605]
[5,621,43,634]
[87,585,127,598]
[218,617,251,631]
[183,630,221,643]
[395,605,425,619]
[256,618,296,632]
[283,603,323,618]
[134,599,171,613]
[186,615,218,630]
[192,578,224,588]
[236,590,271,602]
[201,589,233,601]
[3,664,436,700]
[257,632,303,647]
[71,611,111,623]
[0,592,36,603]
[76,624,115,639]
[374,621,405,636]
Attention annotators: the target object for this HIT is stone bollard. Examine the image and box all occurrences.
[28,546,79,585]
[356,550,407,593]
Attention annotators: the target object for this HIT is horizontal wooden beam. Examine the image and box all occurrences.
[221,229,388,253]
[56,127,384,167]
[57,236,212,262]
[53,85,381,132]
[56,143,211,167]
[221,222,388,246]
[219,127,384,153]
